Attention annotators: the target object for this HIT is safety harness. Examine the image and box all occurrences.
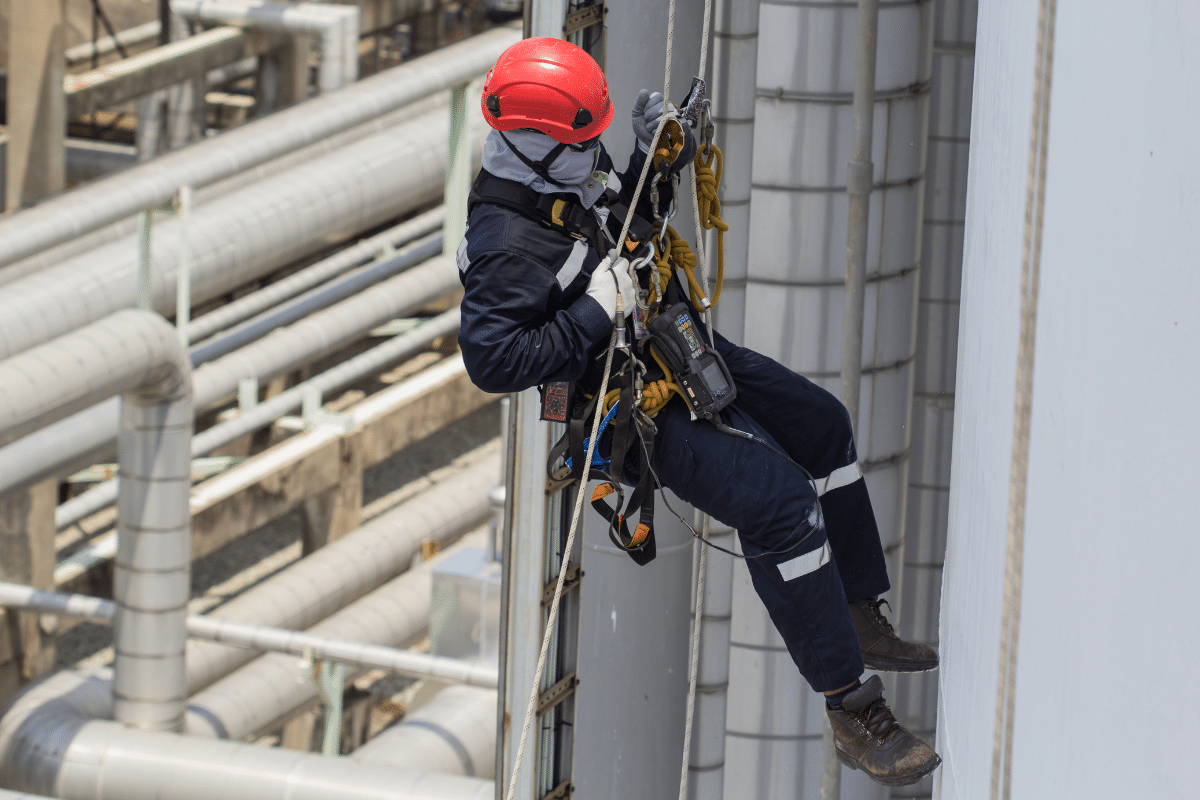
[468,169,654,257]
[470,122,731,567]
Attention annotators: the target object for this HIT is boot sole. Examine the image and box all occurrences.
[862,655,939,673]
[834,746,943,787]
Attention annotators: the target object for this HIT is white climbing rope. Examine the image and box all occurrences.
[679,1,715,797]
[990,1,1056,799]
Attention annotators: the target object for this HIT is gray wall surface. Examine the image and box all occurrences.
[937,2,1200,798]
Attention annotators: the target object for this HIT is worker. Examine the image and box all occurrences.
[457,37,942,787]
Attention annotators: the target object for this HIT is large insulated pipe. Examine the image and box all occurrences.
[184,534,492,740]
[188,232,443,365]
[184,452,498,694]
[187,206,446,344]
[0,109,461,363]
[0,25,518,272]
[350,685,498,778]
[0,100,444,284]
[56,310,461,531]
[0,310,191,731]
[0,670,494,800]
[729,0,934,796]
[0,253,459,497]
[171,0,358,95]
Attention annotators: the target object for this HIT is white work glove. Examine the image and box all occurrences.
[631,89,666,154]
[585,255,636,324]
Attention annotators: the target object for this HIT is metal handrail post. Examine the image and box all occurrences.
[176,185,193,346]
[840,0,880,439]
[443,82,473,256]
[137,211,154,311]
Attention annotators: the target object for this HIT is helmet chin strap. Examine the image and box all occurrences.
[497,131,571,187]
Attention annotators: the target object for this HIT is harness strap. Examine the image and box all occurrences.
[497,131,571,187]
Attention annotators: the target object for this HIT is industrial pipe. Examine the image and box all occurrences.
[0,310,192,731]
[188,232,443,365]
[689,0,758,794]
[187,206,446,343]
[64,21,163,66]
[184,533,494,740]
[184,452,498,694]
[0,581,496,689]
[0,100,443,284]
[0,109,460,362]
[171,0,359,95]
[0,253,459,497]
[0,669,494,800]
[56,309,461,531]
[351,685,498,778]
[0,25,518,272]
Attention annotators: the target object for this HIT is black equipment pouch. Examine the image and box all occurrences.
[539,381,574,423]
[645,303,736,420]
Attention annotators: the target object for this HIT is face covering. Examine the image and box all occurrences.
[482,129,608,209]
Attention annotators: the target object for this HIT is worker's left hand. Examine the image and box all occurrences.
[632,89,667,153]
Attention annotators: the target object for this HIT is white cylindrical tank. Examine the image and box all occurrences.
[724,1,934,797]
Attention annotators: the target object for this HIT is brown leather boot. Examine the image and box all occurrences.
[849,597,939,672]
[826,675,941,787]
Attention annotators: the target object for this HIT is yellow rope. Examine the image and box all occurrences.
[693,144,727,306]
[645,145,727,311]
[597,141,728,420]
[602,371,683,418]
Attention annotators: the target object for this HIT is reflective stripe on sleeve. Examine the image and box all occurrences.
[456,236,469,273]
[556,239,589,289]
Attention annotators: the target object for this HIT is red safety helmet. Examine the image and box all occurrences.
[481,37,613,145]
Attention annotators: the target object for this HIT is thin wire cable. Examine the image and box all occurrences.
[505,3,681,795]
[990,2,1056,798]
[678,513,708,800]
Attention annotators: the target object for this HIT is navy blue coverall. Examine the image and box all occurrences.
[457,143,890,693]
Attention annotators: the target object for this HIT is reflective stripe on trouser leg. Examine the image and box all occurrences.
[648,401,864,692]
[711,332,890,602]
[778,541,831,581]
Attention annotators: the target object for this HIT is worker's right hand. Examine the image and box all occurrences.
[631,89,667,154]
[585,256,636,324]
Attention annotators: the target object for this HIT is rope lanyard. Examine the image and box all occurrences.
[678,1,714,796]
[991,1,1056,799]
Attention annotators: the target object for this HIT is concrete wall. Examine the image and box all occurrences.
[936,2,1200,798]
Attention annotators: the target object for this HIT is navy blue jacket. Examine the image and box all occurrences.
[457,144,656,395]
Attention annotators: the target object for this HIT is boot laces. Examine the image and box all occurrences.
[863,598,896,635]
[857,698,903,743]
